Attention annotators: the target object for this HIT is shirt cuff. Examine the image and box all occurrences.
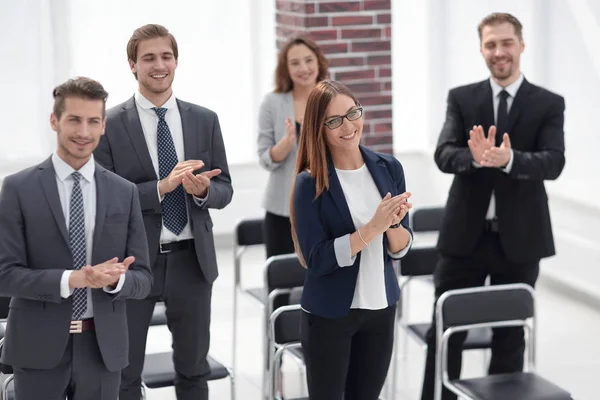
[157,181,164,202]
[103,274,126,294]
[193,187,210,206]
[60,270,74,298]
[472,161,483,168]
[334,234,357,267]
[501,150,514,173]
[388,232,413,260]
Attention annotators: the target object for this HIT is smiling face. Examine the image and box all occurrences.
[323,94,363,152]
[51,96,106,169]
[480,22,524,85]
[287,44,319,89]
[129,36,178,99]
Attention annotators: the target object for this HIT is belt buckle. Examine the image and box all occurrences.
[159,243,172,254]
[70,320,83,334]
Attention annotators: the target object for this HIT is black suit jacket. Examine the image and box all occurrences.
[95,97,233,283]
[434,78,565,263]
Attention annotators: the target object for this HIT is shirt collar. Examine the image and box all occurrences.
[489,73,524,99]
[134,91,177,111]
[52,153,95,183]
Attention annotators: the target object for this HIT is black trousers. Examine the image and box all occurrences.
[119,245,212,400]
[420,231,540,400]
[264,211,295,258]
[13,330,120,400]
[301,305,396,400]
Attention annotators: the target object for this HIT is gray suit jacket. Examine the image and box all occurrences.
[0,158,153,372]
[257,91,298,217]
[95,96,233,283]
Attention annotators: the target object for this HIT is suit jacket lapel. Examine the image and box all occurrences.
[92,166,108,259]
[121,96,157,179]
[506,78,530,135]
[479,80,495,133]
[38,158,69,247]
[327,157,355,232]
[361,146,390,198]
[178,99,198,161]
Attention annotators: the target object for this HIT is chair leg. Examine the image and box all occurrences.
[227,368,236,400]
[232,287,238,377]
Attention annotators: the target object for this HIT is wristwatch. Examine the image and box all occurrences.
[389,222,402,229]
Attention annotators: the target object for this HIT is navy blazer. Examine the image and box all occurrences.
[293,145,412,319]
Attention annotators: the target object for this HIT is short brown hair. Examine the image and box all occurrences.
[127,24,178,78]
[274,36,330,93]
[52,77,108,119]
[289,80,359,267]
[478,13,523,40]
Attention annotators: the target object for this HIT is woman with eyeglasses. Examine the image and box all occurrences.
[290,80,413,400]
[257,36,329,258]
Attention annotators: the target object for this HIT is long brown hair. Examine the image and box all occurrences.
[274,36,329,93]
[289,80,360,266]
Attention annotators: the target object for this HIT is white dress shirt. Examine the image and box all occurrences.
[55,153,125,319]
[474,74,523,219]
[335,164,412,310]
[134,92,207,244]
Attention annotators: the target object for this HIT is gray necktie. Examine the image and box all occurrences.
[70,172,87,320]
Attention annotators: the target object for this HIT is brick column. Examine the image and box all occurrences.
[275,0,393,153]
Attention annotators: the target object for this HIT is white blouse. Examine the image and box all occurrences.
[335,164,411,310]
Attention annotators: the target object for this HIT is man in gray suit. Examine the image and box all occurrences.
[0,77,153,400]
[94,24,233,400]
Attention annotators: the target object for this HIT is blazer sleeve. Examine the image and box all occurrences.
[95,127,162,214]
[293,172,349,277]
[194,112,233,210]
[434,89,477,175]
[0,176,64,302]
[388,160,413,260]
[257,94,285,171]
[509,96,566,181]
[112,184,153,300]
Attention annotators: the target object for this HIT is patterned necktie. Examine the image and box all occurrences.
[70,172,87,320]
[496,90,510,146]
[153,107,187,235]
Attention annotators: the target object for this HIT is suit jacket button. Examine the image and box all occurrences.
[156,222,162,228]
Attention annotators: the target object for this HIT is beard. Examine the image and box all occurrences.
[489,58,513,80]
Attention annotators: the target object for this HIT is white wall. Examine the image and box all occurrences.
[0,0,276,168]
[392,0,600,209]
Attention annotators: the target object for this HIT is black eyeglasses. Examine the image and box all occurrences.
[324,107,363,129]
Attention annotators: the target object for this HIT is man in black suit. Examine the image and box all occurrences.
[420,13,565,400]
[94,24,233,400]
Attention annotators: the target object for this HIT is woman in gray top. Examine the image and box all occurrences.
[257,36,330,257]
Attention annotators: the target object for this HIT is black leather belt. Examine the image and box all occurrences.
[159,239,194,254]
[484,218,499,233]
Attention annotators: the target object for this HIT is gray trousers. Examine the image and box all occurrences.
[119,246,213,400]
[13,330,120,400]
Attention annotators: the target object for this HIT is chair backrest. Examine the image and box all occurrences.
[265,254,306,293]
[437,283,535,329]
[0,297,10,321]
[399,247,438,277]
[235,218,264,247]
[411,207,445,232]
[270,304,302,346]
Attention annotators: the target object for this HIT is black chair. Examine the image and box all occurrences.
[268,304,306,400]
[434,283,573,400]
[232,218,266,375]
[389,207,492,400]
[0,297,14,400]
[261,255,306,395]
[142,302,235,399]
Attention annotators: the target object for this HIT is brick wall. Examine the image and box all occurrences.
[275,0,393,153]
